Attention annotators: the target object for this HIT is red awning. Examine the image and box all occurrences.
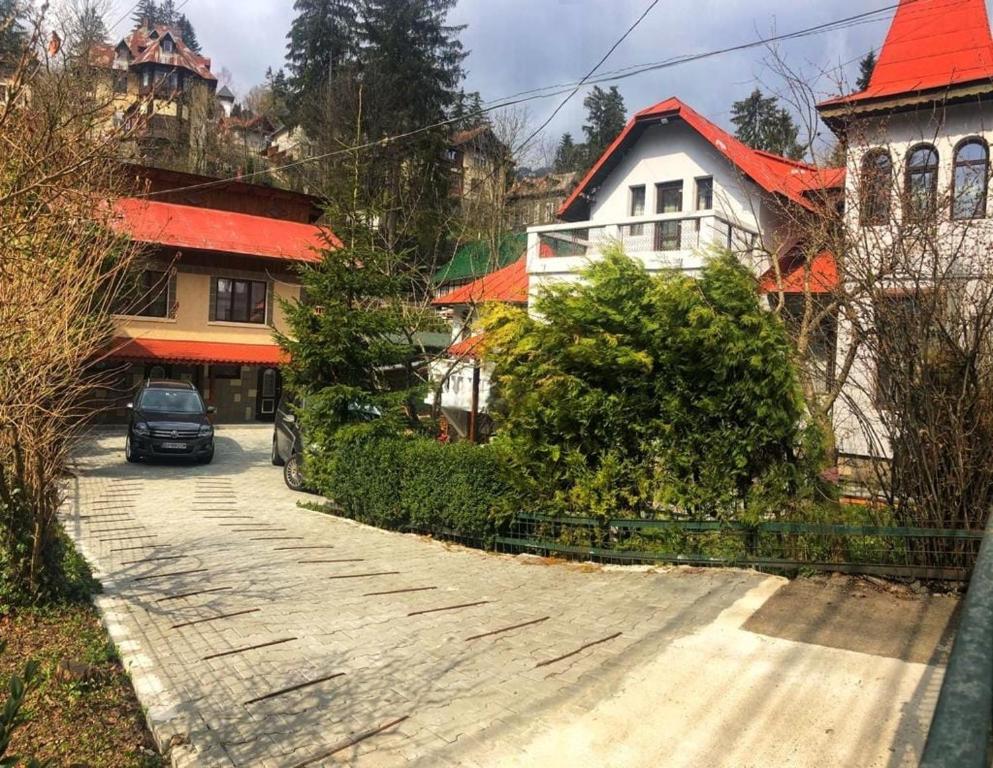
[107,337,289,366]
[112,198,336,263]
[758,251,838,294]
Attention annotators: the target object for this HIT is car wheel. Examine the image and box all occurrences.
[125,434,138,463]
[200,445,214,465]
[283,453,306,492]
[271,437,284,466]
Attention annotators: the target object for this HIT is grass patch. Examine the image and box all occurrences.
[1,604,163,767]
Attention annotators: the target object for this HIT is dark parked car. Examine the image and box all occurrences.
[272,396,380,492]
[125,379,215,464]
[271,395,305,491]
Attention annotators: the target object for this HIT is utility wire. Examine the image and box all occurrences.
[136,0,914,199]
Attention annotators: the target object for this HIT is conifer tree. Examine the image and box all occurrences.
[730,88,804,160]
[581,85,625,167]
[285,0,359,122]
[0,0,27,60]
[158,0,177,25]
[553,132,581,173]
[856,50,877,91]
[131,0,158,28]
[176,13,200,51]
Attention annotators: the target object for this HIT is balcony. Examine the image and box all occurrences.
[527,212,760,275]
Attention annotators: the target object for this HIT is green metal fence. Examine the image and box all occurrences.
[495,512,985,581]
[920,513,993,767]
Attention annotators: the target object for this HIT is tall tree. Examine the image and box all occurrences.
[158,0,177,25]
[0,0,27,61]
[581,85,625,167]
[856,50,877,91]
[176,13,200,51]
[553,132,581,173]
[730,88,804,160]
[131,0,157,27]
[65,0,108,56]
[285,0,359,124]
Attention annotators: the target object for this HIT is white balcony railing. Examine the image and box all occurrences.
[527,212,760,272]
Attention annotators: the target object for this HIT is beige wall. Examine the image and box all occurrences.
[114,263,302,345]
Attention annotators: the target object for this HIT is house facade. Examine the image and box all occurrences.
[507,171,580,230]
[525,97,842,299]
[96,166,330,423]
[89,22,222,163]
[817,0,993,463]
[426,257,528,440]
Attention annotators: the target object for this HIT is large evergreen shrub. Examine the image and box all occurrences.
[483,246,828,520]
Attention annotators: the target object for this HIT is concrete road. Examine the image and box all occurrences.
[63,425,958,768]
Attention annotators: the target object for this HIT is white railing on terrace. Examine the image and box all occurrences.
[528,212,760,265]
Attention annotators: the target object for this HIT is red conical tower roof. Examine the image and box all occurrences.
[822,0,993,106]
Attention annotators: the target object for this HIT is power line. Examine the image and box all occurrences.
[513,0,661,157]
[137,0,914,199]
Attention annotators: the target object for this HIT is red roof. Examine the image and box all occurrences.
[92,26,215,81]
[108,337,288,365]
[432,257,528,306]
[820,0,993,107]
[447,334,486,358]
[558,97,844,219]
[113,198,333,263]
[758,250,838,294]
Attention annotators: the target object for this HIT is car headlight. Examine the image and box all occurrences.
[198,424,214,437]
[133,422,150,436]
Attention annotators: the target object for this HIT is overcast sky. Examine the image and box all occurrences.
[105,0,988,163]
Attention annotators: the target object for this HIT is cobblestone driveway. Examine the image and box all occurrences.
[65,426,950,768]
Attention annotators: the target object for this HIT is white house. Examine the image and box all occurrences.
[425,257,528,440]
[817,0,993,463]
[525,97,844,299]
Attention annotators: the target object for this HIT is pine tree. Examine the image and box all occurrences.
[131,0,158,28]
[158,0,177,25]
[67,1,108,55]
[285,0,360,122]
[730,88,804,160]
[581,85,625,167]
[856,50,877,91]
[553,132,581,173]
[176,14,200,52]
[0,0,27,60]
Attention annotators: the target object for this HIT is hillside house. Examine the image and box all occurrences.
[817,0,993,464]
[426,257,528,440]
[95,165,332,423]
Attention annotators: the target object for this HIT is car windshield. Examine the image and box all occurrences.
[139,389,203,414]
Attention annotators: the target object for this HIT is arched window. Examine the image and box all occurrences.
[905,144,939,219]
[860,149,892,226]
[952,138,988,220]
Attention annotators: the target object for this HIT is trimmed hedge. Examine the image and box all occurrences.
[309,425,514,543]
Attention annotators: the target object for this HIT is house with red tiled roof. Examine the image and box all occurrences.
[94,165,332,424]
[425,258,528,440]
[529,96,843,297]
[817,0,993,464]
[89,21,220,159]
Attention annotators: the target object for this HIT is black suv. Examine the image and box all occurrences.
[125,380,215,464]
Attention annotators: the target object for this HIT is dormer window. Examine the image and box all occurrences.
[162,38,174,54]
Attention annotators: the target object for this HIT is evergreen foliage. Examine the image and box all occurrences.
[483,246,826,520]
[730,88,805,160]
[285,0,359,121]
[176,14,200,52]
[553,132,582,173]
[581,85,626,167]
[312,425,513,541]
[856,50,877,91]
[0,0,26,61]
[130,0,157,27]
[65,1,108,56]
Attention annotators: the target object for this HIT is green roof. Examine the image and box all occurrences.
[434,233,525,286]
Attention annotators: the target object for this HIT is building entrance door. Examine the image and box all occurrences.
[255,367,281,422]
